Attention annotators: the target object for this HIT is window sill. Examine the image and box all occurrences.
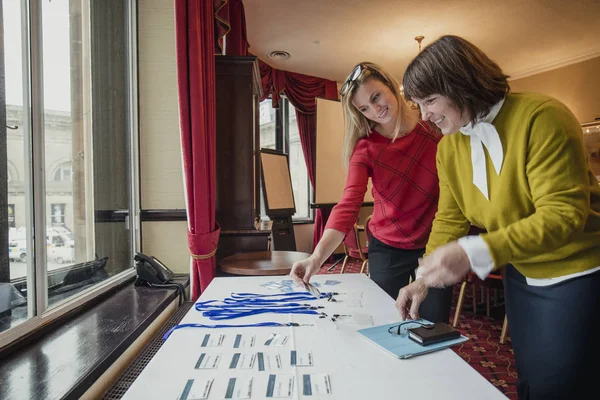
[0,274,189,400]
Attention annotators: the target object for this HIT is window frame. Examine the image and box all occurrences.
[0,0,140,349]
[261,97,313,224]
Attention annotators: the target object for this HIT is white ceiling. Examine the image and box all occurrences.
[244,0,600,83]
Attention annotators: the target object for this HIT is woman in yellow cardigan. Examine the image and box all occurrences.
[397,35,600,400]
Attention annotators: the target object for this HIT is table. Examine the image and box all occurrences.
[122,274,507,399]
[219,251,311,276]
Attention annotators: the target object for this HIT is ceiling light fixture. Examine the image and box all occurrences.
[415,35,425,52]
[401,35,425,98]
[268,50,291,60]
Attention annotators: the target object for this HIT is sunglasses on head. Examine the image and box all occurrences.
[339,64,369,97]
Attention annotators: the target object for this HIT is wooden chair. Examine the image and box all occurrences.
[362,215,373,275]
[340,215,372,274]
[453,270,509,344]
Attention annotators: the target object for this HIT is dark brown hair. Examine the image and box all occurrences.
[402,35,509,124]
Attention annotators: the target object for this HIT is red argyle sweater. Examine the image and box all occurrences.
[325,122,440,249]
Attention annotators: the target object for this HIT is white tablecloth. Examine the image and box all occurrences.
[122,274,507,399]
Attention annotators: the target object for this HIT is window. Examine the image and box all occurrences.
[52,162,72,182]
[50,204,66,227]
[287,103,310,219]
[259,98,312,221]
[1,0,138,344]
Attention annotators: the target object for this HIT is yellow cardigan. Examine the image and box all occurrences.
[426,92,600,279]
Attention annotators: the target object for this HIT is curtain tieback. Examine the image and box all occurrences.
[191,248,217,260]
[188,224,221,260]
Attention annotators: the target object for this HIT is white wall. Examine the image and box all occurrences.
[138,0,188,272]
[510,56,600,123]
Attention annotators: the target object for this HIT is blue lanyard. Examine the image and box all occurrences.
[192,291,333,321]
[195,301,313,311]
[203,306,322,320]
[225,295,326,304]
[163,322,304,340]
[230,291,332,300]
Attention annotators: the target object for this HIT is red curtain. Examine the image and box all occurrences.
[214,0,249,56]
[258,60,338,249]
[174,0,221,299]
[216,1,338,250]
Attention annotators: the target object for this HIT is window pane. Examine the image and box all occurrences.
[40,0,132,308]
[259,99,275,219]
[2,0,134,335]
[287,103,310,220]
[3,0,32,332]
[259,99,276,150]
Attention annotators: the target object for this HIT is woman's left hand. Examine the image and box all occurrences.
[420,242,471,288]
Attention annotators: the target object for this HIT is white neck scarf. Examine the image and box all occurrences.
[459,98,505,201]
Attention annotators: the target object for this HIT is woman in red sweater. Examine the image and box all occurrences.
[290,62,452,322]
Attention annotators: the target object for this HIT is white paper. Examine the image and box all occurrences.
[302,373,332,396]
[264,333,289,346]
[337,298,362,307]
[200,333,225,347]
[194,353,221,369]
[341,290,363,298]
[291,350,314,366]
[179,378,213,400]
[265,374,295,398]
[229,352,256,369]
[257,352,282,371]
[233,334,255,348]
[224,377,253,399]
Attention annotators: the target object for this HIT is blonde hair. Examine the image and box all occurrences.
[341,62,413,168]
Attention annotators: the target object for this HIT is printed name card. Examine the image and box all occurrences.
[233,334,256,348]
[224,377,253,399]
[201,333,225,347]
[265,374,295,398]
[290,350,314,366]
[229,353,257,369]
[178,378,213,400]
[194,353,221,369]
[303,374,332,396]
[264,333,289,346]
[257,352,282,371]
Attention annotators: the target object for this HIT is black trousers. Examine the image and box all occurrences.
[367,236,453,323]
[504,265,600,400]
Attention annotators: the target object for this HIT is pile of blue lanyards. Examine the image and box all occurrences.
[194,291,334,320]
[162,291,336,340]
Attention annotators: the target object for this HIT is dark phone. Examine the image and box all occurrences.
[134,252,175,285]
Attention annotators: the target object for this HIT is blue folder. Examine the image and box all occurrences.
[356,320,468,359]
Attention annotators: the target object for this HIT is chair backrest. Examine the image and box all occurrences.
[342,224,359,251]
[342,224,366,260]
[364,214,373,246]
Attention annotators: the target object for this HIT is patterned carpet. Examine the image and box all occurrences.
[320,258,518,400]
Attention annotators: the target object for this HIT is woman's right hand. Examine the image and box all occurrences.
[290,256,321,284]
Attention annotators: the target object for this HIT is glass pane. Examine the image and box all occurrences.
[259,99,276,219]
[2,0,32,332]
[287,103,310,219]
[259,99,276,149]
[41,0,132,308]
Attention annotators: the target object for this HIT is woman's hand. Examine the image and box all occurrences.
[419,241,471,289]
[290,257,321,284]
[396,279,429,320]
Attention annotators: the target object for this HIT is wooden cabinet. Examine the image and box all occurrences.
[215,56,269,260]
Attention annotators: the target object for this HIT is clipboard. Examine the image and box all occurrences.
[356,320,468,359]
